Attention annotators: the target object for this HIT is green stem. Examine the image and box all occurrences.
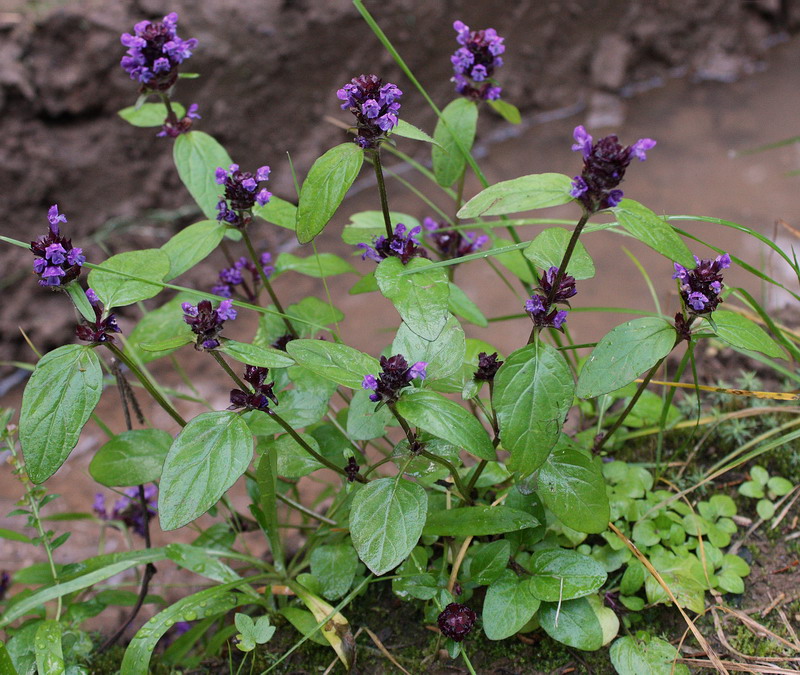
[372,149,393,238]
[277,492,337,526]
[106,344,186,427]
[241,228,297,338]
[461,648,478,675]
[546,210,591,307]
[210,350,248,391]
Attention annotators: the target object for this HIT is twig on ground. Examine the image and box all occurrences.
[364,626,412,675]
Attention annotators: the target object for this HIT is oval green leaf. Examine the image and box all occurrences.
[35,620,64,675]
[219,339,295,368]
[610,635,689,675]
[285,340,379,389]
[527,549,607,602]
[310,543,359,600]
[488,99,521,124]
[432,98,478,187]
[118,102,185,127]
[161,220,226,281]
[127,294,195,363]
[612,199,694,267]
[493,341,574,476]
[274,252,355,278]
[711,310,784,358]
[253,195,297,230]
[89,429,173,487]
[423,505,538,537]
[524,227,596,280]
[458,173,574,218]
[392,314,465,381]
[159,411,253,531]
[482,571,540,640]
[20,345,103,483]
[349,477,427,575]
[342,211,420,245]
[538,597,604,651]
[296,143,364,244]
[576,317,676,399]
[391,120,440,146]
[173,131,233,220]
[89,248,170,308]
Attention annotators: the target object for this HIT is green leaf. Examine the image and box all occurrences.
[349,477,427,575]
[34,621,64,675]
[127,294,195,363]
[286,340,379,389]
[350,272,380,294]
[391,120,440,146]
[469,540,511,585]
[342,211,420,245]
[89,429,173,487]
[0,528,33,544]
[576,318,676,399]
[448,282,488,327]
[488,99,521,124]
[610,635,689,675]
[267,432,325,478]
[396,390,495,461]
[493,342,574,475]
[346,389,393,441]
[432,98,478,187]
[738,480,764,499]
[274,252,355,278]
[458,173,574,218]
[750,465,770,485]
[527,549,607,602]
[218,338,295,368]
[89,248,170,308]
[166,543,242,584]
[644,549,706,613]
[173,131,233,220]
[711,310,784,358]
[310,543,359,600]
[286,297,344,334]
[375,257,450,341]
[138,334,194,352]
[20,345,103,483]
[424,505,538,537]
[767,476,793,496]
[620,561,646,595]
[253,195,297,230]
[612,199,694,267]
[65,281,95,322]
[255,447,284,574]
[0,641,18,675]
[118,102,185,127]
[121,581,245,674]
[279,607,328,646]
[757,499,775,520]
[159,412,253,530]
[296,143,364,244]
[482,571,540,640]
[524,227,596,280]
[392,314,465,381]
[539,597,604,651]
[161,220,226,281]
[537,435,610,534]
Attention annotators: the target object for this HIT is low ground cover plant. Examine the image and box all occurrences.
[2,4,799,673]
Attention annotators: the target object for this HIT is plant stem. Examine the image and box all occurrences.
[269,410,367,483]
[210,349,248,391]
[372,149,393,238]
[547,210,591,307]
[106,344,186,427]
[240,227,297,338]
[277,492,337,526]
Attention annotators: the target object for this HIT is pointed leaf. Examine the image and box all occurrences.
[488,99,521,124]
[391,120,440,146]
[161,220,226,281]
[274,252,355,278]
[482,571,540,640]
[89,429,173,487]
[310,543,359,600]
[34,621,64,675]
[538,597,604,651]
[285,340,380,389]
[392,314,465,381]
[423,505,538,536]
[448,282,488,327]
[174,131,233,220]
[711,310,784,358]
[342,211,420,245]
[89,248,170,307]
[119,102,185,127]
[458,173,574,218]
[524,227,595,280]
[127,294,195,363]
[527,549,607,601]
[253,195,297,230]
[346,388,393,441]
[432,98,478,187]
[613,199,694,267]
[218,338,295,368]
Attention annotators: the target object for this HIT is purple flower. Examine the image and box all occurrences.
[569,125,657,213]
[450,21,505,101]
[525,266,576,331]
[94,486,157,538]
[437,603,477,642]
[75,289,121,344]
[120,13,197,91]
[30,205,85,288]
[474,352,503,381]
[182,299,236,350]
[337,74,402,149]
[357,223,428,265]
[344,456,360,483]
[228,365,278,412]
[211,254,273,301]
[423,217,488,260]
[361,355,427,404]
[673,253,730,315]
[157,103,201,138]
[215,164,272,228]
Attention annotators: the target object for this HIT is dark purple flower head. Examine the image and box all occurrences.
[362,354,427,404]
[451,21,504,101]
[524,266,576,331]
[271,334,295,352]
[120,12,197,91]
[336,74,402,149]
[423,218,488,260]
[0,571,10,602]
[673,253,730,314]
[94,485,157,538]
[30,205,85,288]
[437,602,477,642]
[539,266,577,303]
[157,102,201,138]
[182,299,236,350]
[344,456,360,483]
[569,125,656,213]
[228,365,278,412]
[474,352,503,381]
[357,223,429,265]
[214,164,271,228]
[75,288,121,344]
[211,254,273,301]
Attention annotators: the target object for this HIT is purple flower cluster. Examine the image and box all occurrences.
[525,266,577,331]
[569,125,656,213]
[337,74,402,149]
[344,456,360,483]
[227,365,278,412]
[120,12,197,90]
[212,253,274,301]
[357,223,428,265]
[474,352,503,381]
[182,299,237,350]
[215,164,271,228]
[424,218,488,260]
[437,602,477,642]
[30,205,86,287]
[0,571,9,602]
[362,355,427,404]
[94,485,157,538]
[673,253,731,314]
[157,103,201,138]
[451,21,504,101]
[75,289,121,344]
